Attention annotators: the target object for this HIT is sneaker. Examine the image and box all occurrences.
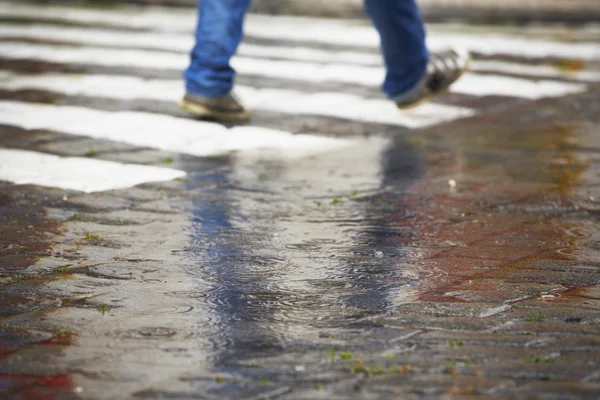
[395,49,470,110]
[179,92,251,122]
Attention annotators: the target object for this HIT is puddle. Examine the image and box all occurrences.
[176,112,600,390]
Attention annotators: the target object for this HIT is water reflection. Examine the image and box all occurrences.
[182,117,595,392]
[185,136,423,366]
[392,120,591,303]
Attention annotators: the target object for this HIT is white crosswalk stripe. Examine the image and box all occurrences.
[0,101,352,157]
[0,70,586,102]
[3,23,599,68]
[1,23,598,82]
[0,72,588,127]
[0,72,476,127]
[0,24,384,66]
[0,3,595,193]
[1,4,599,60]
[0,148,186,192]
[0,41,595,88]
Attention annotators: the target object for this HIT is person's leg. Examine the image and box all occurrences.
[365,0,470,108]
[184,0,252,98]
[364,0,429,99]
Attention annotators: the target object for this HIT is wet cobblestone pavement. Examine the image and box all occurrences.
[2,2,600,399]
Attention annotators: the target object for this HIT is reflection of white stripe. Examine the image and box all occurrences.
[0,101,350,157]
[0,72,474,127]
[0,148,186,192]
[1,4,598,60]
[0,42,596,88]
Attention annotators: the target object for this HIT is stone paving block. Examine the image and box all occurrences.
[550,336,600,352]
[137,180,189,194]
[105,187,170,202]
[1,183,79,208]
[502,305,600,325]
[65,194,134,212]
[132,198,189,214]
[522,259,600,273]
[508,296,600,313]
[493,319,600,336]
[0,124,72,148]
[571,284,600,300]
[63,210,144,226]
[416,331,557,348]
[444,280,566,303]
[35,137,141,157]
[100,149,183,166]
[379,314,502,332]
[443,244,548,262]
[69,209,176,227]
[364,374,514,397]
[392,302,511,318]
[506,269,600,288]
[505,381,600,400]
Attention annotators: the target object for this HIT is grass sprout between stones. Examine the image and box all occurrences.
[68,213,81,221]
[85,146,97,158]
[328,350,412,377]
[98,304,111,315]
[525,313,545,322]
[57,326,71,335]
[83,233,100,241]
[55,265,71,275]
[449,339,465,348]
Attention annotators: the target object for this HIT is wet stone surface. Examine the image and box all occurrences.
[1,4,600,397]
[0,88,599,399]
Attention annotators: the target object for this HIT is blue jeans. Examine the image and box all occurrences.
[184,0,429,99]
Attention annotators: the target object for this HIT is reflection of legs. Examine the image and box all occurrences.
[364,0,429,99]
[184,0,251,98]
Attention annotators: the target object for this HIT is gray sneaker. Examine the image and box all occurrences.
[179,92,251,122]
[395,49,470,110]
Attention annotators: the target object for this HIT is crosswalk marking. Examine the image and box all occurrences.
[0,24,383,66]
[2,24,598,80]
[0,72,587,128]
[0,42,593,94]
[0,101,352,158]
[1,4,598,61]
[0,3,198,31]
[0,72,475,127]
[0,24,600,72]
[0,148,187,192]
[0,3,595,193]
[247,18,600,62]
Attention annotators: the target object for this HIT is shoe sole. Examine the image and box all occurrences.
[396,55,471,111]
[179,99,252,122]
